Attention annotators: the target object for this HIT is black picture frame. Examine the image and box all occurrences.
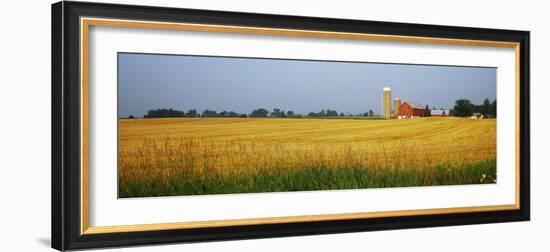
[52,1,530,251]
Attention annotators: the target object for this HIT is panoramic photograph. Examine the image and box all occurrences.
[117,52,497,198]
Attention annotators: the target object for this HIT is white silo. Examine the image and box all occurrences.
[382,87,391,119]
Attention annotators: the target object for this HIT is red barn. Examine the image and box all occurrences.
[399,102,425,118]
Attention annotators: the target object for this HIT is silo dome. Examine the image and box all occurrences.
[383,87,391,91]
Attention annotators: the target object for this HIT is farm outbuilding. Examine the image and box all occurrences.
[399,102,425,118]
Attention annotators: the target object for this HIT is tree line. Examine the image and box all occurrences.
[132,98,496,119]
[405,98,496,118]
[450,98,496,118]
[135,108,379,119]
[143,108,247,118]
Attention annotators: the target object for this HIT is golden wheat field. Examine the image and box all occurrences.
[118,117,496,197]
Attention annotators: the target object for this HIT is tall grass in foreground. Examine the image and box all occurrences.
[119,119,496,197]
[119,148,496,197]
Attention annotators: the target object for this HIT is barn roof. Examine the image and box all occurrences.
[404,102,424,110]
[431,109,450,115]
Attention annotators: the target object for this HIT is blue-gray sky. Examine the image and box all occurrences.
[118,53,496,117]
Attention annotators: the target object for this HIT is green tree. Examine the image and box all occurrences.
[481,98,491,117]
[287,111,294,117]
[453,99,475,117]
[201,109,218,117]
[271,108,280,117]
[218,111,229,117]
[368,110,374,117]
[423,105,431,117]
[144,108,185,118]
[326,109,338,117]
[186,109,198,118]
[271,108,287,117]
[250,108,269,117]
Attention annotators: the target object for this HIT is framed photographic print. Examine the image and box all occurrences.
[52,1,530,250]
